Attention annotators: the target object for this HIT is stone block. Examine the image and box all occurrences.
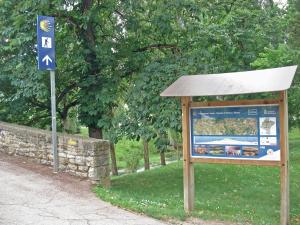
[59,164,66,171]
[83,142,94,152]
[88,167,95,178]
[98,166,110,177]
[69,158,76,164]
[28,152,36,157]
[41,159,49,165]
[47,154,53,160]
[78,165,89,172]
[67,164,77,171]
[75,156,86,166]
[75,171,88,178]
[58,152,67,158]
[67,154,76,159]
[59,157,69,166]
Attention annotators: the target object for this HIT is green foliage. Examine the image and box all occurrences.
[0,0,126,133]
[116,0,289,148]
[154,132,170,153]
[0,1,80,129]
[0,0,298,143]
[118,59,183,146]
[118,140,143,173]
[124,151,141,173]
[247,0,300,130]
[251,44,298,68]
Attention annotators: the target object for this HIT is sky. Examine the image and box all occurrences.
[274,0,288,5]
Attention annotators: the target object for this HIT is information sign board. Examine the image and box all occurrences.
[190,105,280,160]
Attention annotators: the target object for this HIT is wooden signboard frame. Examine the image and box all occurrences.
[181,91,289,225]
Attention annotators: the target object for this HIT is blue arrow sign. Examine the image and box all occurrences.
[37,15,56,70]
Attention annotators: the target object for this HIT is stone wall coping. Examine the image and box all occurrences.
[0,121,107,144]
[0,121,111,186]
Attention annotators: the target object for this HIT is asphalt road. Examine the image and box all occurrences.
[0,153,166,225]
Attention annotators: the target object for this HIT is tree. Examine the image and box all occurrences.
[117,0,288,167]
[251,0,300,129]
[0,0,294,174]
[119,59,184,167]
[0,1,131,137]
[0,1,83,130]
[117,99,156,170]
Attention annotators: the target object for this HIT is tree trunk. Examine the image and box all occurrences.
[160,151,166,166]
[110,142,118,176]
[143,139,150,170]
[88,126,103,139]
[62,116,68,133]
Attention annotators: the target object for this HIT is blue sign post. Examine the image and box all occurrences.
[37,16,56,70]
[37,15,58,172]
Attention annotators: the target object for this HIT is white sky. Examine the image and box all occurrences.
[274,0,288,5]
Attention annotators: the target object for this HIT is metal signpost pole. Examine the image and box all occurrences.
[50,70,58,172]
[37,15,58,172]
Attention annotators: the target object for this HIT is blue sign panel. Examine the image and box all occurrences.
[190,105,280,161]
[37,15,55,70]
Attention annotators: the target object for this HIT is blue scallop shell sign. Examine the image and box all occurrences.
[37,15,56,70]
[190,105,280,161]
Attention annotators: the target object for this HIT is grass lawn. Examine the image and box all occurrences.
[114,138,180,171]
[94,129,300,225]
[80,126,89,137]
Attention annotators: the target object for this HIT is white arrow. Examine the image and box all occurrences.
[42,55,52,65]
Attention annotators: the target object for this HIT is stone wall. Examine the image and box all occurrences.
[0,122,110,187]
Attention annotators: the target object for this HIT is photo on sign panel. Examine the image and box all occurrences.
[193,118,257,136]
[194,136,259,146]
[242,146,259,156]
[225,146,242,156]
[208,146,225,155]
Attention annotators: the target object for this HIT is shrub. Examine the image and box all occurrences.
[118,140,143,173]
[124,149,141,173]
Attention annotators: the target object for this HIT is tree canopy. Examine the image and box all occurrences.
[0,0,298,141]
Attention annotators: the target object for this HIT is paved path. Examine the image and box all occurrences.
[0,154,166,225]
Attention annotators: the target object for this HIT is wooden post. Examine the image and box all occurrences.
[279,91,289,225]
[181,96,195,212]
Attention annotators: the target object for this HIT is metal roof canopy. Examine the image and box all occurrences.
[161,65,298,97]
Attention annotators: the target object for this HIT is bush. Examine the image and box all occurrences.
[118,140,143,173]
[124,148,141,173]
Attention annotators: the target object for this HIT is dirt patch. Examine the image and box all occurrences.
[0,152,94,197]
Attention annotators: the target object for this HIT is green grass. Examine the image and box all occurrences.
[115,138,180,171]
[80,127,180,171]
[80,127,89,137]
[94,132,300,225]
[290,128,300,140]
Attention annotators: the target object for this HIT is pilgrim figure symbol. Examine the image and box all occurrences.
[42,37,52,48]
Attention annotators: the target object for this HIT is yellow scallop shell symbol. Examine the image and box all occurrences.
[40,20,50,32]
